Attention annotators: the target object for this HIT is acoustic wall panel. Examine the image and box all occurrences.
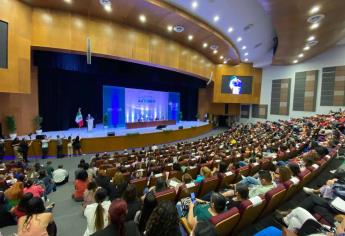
[270,78,291,115]
[0,21,8,69]
[321,66,345,106]
[293,70,318,111]
[240,105,250,118]
[252,104,268,119]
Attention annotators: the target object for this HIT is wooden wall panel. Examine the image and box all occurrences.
[240,105,250,118]
[270,78,291,115]
[213,64,262,104]
[321,66,345,106]
[31,8,215,80]
[252,104,268,119]
[293,70,318,111]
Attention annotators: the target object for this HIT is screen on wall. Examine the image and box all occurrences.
[103,86,180,127]
[0,21,8,69]
[221,75,253,94]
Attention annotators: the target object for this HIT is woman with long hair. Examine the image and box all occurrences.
[145,201,181,236]
[135,191,157,233]
[122,184,141,221]
[108,171,127,201]
[73,169,89,202]
[4,181,24,208]
[92,199,140,236]
[11,192,33,220]
[83,187,110,236]
[17,197,55,236]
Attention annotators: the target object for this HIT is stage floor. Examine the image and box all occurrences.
[27,121,208,139]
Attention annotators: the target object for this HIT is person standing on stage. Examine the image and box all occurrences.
[75,107,84,128]
[40,135,50,159]
[73,136,82,156]
[11,137,21,160]
[86,114,94,132]
[56,135,64,158]
[19,138,33,163]
[0,139,5,163]
[67,136,73,157]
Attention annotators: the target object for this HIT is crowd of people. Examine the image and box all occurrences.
[0,111,345,235]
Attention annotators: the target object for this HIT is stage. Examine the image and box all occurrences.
[5,121,212,158]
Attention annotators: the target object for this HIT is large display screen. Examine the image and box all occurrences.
[103,86,180,127]
[221,75,253,95]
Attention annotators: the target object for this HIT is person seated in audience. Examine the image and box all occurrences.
[274,166,292,184]
[23,179,44,198]
[187,192,226,229]
[17,197,55,236]
[226,184,249,209]
[122,184,141,222]
[83,181,98,209]
[37,169,56,201]
[83,163,94,182]
[44,161,54,179]
[0,174,9,191]
[91,199,140,236]
[84,187,111,236]
[223,170,275,198]
[73,169,89,202]
[52,165,69,186]
[135,191,157,233]
[191,220,217,236]
[211,161,228,177]
[5,181,24,208]
[95,169,111,191]
[0,191,16,227]
[11,192,33,220]
[75,159,87,178]
[108,171,128,201]
[194,167,212,183]
[145,201,181,236]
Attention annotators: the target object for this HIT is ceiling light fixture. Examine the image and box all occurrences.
[244,58,248,62]
[188,35,193,41]
[139,14,146,23]
[220,55,224,60]
[213,15,220,22]
[303,46,310,51]
[293,60,298,64]
[191,1,198,9]
[104,4,112,12]
[237,37,242,42]
[213,50,218,54]
[307,36,315,41]
[298,53,304,58]
[228,27,233,33]
[203,42,208,48]
[167,25,173,32]
[244,52,249,56]
[64,0,72,4]
[242,45,247,50]
[310,5,320,14]
[310,23,319,30]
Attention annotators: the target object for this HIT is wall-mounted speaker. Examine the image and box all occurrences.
[107,132,115,136]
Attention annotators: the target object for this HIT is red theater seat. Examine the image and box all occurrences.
[218,171,236,190]
[155,188,176,202]
[209,207,240,236]
[282,177,301,202]
[260,184,286,216]
[197,176,219,198]
[130,177,148,196]
[176,182,200,201]
[185,166,199,179]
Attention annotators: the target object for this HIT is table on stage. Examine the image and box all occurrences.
[125,120,176,129]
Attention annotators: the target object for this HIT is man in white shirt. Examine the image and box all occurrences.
[53,165,69,185]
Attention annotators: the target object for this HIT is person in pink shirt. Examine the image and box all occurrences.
[23,179,44,198]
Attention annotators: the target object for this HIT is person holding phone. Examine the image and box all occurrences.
[187,192,226,229]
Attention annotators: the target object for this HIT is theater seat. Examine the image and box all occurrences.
[154,188,176,202]
[130,177,148,196]
[282,177,300,202]
[169,170,183,181]
[176,182,200,201]
[235,166,250,182]
[218,171,236,190]
[181,207,240,236]
[297,169,312,190]
[249,163,261,176]
[185,166,199,179]
[149,173,166,187]
[260,184,286,216]
[197,176,219,198]
[232,196,266,234]
[105,167,116,177]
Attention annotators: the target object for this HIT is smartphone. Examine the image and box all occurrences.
[190,192,196,204]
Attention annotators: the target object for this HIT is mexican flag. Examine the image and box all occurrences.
[75,111,84,128]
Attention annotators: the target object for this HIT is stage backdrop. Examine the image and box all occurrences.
[103,86,180,127]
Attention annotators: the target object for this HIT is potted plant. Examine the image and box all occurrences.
[5,115,16,139]
[33,115,43,135]
[103,112,109,129]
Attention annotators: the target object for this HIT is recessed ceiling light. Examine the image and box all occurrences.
[191,1,198,9]
[203,42,208,48]
[307,36,315,41]
[104,4,112,12]
[139,14,146,23]
[213,15,220,22]
[223,60,227,64]
[213,50,218,54]
[228,27,233,33]
[303,46,310,51]
[220,55,224,59]
[167,25,173,32]
[244,52,249,56]
[244,58,248,62]
[310,23,319,30]
[310,5,320,14]
[298,53,304,58]
[237,37,242,42]
[293,60,298,64]
[63,0,72,4]
[242,45,247,50]
[188,35,193,41]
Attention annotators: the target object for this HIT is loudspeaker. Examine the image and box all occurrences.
[156,125,167,130]
[107,132,115,136]
[36,135,45,140]
[178,126,183,130]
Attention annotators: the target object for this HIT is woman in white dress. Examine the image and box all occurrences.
[83,187,111,236]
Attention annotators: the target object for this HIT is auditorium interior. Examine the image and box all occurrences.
[1,0,345,236]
